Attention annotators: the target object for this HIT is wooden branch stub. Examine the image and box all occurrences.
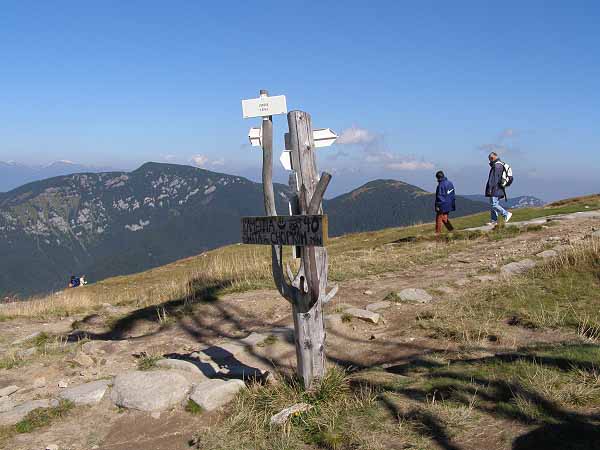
[308,172,332,215]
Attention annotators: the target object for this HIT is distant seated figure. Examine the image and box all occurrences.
[79,275,87,286]
[68,275,80,288]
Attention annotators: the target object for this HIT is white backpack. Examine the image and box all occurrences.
[498,161,514,188]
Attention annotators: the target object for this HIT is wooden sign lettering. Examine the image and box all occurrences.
[241,215,328,246]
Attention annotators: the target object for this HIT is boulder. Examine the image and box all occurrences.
[156,359,209,383]
[11,331,41,346]
[592,230,600,238]
[60,380,110,405]
[0,399,55,426]
[189,379,245,411]
[69,353,95,368]
[270,403,313,425]
[366,301,392,312]
[343,308,381,324]
[111,370,191,412]
[0,385,20,397]
[397,288,433,304]
[501,259,537,275]
[536,250,558,259]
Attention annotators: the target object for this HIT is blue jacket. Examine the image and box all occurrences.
[485,160,505,198]
[435,178,456,214]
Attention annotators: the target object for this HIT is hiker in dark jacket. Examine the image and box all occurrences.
[485,152,512,226]
[435,171,455,234]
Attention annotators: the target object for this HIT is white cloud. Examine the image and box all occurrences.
[161,154,177,162]
[362,149,434,171]
[337,126,377,145]
[190,154,209,167]
[211,158,225,167]
[385,160,434,170]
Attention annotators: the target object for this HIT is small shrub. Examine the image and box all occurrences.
[137,353,162,371]
[257,335,277,347]
[341,313,353,323]
[185,399,203,415]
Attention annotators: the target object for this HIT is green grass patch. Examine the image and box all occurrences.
[14,400,74,434]
[136,354,162,371]
[185,399,203,415]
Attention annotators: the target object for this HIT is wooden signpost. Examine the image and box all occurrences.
[241,90,338,389]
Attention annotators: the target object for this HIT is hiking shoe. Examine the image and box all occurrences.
[505,211,513,223]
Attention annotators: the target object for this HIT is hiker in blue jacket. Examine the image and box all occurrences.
[485,152,513,226]
[435,171,455,234]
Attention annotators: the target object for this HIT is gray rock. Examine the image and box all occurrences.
[592,230,600,238]
[536,250,558,259]
[239,332,269,346]
[17,347,37,358]
[363,290,374,296]
[475,275,497,283]
[343,308,381,324]
[0,399,53,426]
[501,259,537,275]
[189,379,246,411]
[45,445,59,450]
[397,288,433,304]
[270,403,313,425]
[60,380,110,405]
[111,370,191,412]
[33,377,47,388]
[156,358,205,375]
[71,353,95,368]
[0,385,20,397]
[0,396,15,413]
[58,380,68,388]
[11,331,41,346]
[155,359,209,384]
[366,301,392,312]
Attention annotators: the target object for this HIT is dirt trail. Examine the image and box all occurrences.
[1,213,598,450]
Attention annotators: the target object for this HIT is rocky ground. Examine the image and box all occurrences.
[0,211,599,450]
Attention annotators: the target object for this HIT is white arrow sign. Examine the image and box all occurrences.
[280,150,292,171]
[242,94,287,119]
[313,128,338,148]
[248,127,262,147]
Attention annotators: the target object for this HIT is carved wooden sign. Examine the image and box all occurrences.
[241,215,328,247]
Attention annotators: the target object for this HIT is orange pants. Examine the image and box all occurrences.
[435,213,454,234]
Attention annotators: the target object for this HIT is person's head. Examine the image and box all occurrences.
[488,152,498,162]
[435,170,445,181]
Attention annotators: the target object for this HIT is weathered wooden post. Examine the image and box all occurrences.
[241,91,338,388]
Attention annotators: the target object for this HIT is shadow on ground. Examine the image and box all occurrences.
[67,275,600,449]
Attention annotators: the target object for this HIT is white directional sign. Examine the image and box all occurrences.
[242,95,287,119]
[248,127,262,147]
[313,128,338,148]
[280,150,292,170]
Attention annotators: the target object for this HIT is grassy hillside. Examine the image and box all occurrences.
[2,193,598,321]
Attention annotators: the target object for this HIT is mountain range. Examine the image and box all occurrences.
[462,194,545,209]
[0,163,488,297]
[0,160,117,193]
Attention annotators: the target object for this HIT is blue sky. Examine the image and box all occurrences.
[1,1,599,200]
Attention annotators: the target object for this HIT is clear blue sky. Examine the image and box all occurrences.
[1,0,599,200]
